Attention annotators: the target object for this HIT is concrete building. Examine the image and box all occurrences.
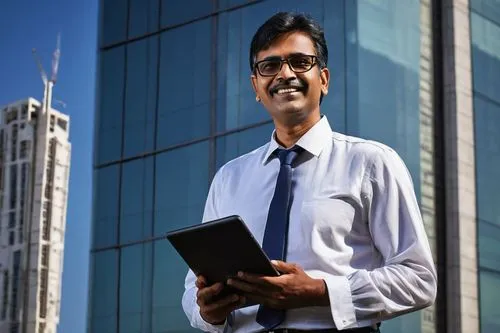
[0,96,71,333]
[87,0,500,332]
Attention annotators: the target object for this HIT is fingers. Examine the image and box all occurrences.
[243,293,282,309]
[195,275,207,289]
[233,271,279,287]
[271,260,297,273]
[199,293,246,325]
[227,278,259,293]
[227,276,277,296]
[197,282,224,304]
[232,261,298,286]
[204,294,246,313]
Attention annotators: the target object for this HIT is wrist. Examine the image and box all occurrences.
[309,278,330,306]
[200,313,226,326]
[208,318,226,326]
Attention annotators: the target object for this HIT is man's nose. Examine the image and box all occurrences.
[276,61,296,81]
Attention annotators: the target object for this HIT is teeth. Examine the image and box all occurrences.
[277,88,298,94]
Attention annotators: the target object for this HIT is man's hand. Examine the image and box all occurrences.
[196,275,246,325]
[226,260,329,309]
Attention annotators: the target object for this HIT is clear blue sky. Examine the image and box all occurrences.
[0,1,98,332]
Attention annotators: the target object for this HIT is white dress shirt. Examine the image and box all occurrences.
[182,115,437,332]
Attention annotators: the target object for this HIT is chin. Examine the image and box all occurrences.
[274,104,310,124]
[275,100,305,114]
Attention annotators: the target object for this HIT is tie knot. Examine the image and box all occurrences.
[276,146,302,166]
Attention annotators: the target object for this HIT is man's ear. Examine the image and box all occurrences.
[251,74,258,94]
[320,67,330,96]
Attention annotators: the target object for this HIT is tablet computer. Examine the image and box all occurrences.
[166,215,279,302]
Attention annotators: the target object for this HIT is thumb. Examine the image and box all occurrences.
[271,260,295,273]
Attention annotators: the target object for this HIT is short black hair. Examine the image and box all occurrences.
[249,12,328,72]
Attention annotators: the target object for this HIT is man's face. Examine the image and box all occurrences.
[251,31,330,124]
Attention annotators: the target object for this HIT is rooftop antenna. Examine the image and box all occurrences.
[32,32,61,113]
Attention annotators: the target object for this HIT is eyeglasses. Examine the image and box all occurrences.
[254,55,318,77]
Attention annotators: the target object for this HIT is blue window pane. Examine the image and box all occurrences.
[129,0,160,38]
[152,239,197,333]
[120,246,142,333]
[92,165,120,248]
[119,243,153,333]
[161,0,213,27]
[124,37,158,158]
[345,0,421,193]
[480,270,500,333]
[154,141,209,236]
[322,0,347,134]
[478,221,500,272]
[142,243,153,333]
[90,316,116,333]
[218,0,258,9]
[471,12,500,104]
[471,0,500,26]
[215,122,274,169]
[375,311,421,333]
[120,157,154,244]
[157,20,212,148]
[95,47,125,165]
[474,97,500,226]
[89,250,118,333]
[100,0,128,46]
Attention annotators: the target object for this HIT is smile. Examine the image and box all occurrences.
[276,88,300,95]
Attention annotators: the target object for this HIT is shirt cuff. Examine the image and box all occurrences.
[323,274,357,330]
[192,310,233,333]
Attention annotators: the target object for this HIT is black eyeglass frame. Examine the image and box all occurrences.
[253,54,320,77]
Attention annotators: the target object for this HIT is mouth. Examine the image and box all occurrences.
[276,88,300,95]
[270,86,304,97]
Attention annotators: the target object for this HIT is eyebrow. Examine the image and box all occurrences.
[259,52,309,62]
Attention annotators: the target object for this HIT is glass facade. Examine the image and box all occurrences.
[471,1,500,332]
[89,1,433,332]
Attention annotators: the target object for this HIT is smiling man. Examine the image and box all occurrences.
[182,12,437,333]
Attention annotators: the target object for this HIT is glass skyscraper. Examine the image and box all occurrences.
[87,0,500,332]
[471,0,500,332]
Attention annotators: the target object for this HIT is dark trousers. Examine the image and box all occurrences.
[263,323,381,333]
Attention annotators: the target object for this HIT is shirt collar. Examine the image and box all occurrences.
[262,115,332,165]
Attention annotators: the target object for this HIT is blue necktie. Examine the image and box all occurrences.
[256,147,302,329]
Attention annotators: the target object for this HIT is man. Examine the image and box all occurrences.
[182,12,437,333]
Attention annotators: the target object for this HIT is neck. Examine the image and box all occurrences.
[274,112,321,148]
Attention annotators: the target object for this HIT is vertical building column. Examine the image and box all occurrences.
[441,0,479,332]
[419,0,437,332]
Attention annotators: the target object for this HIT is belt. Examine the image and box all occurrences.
[265,324,380,333]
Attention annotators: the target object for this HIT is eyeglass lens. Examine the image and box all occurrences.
[257,55,314,75]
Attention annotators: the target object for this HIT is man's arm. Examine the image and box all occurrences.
[322,147,437,329]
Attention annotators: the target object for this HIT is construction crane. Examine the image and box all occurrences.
[51,34,61,84]
[31,32,62,114]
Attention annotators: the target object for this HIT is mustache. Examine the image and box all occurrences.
[269,81,306,95]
